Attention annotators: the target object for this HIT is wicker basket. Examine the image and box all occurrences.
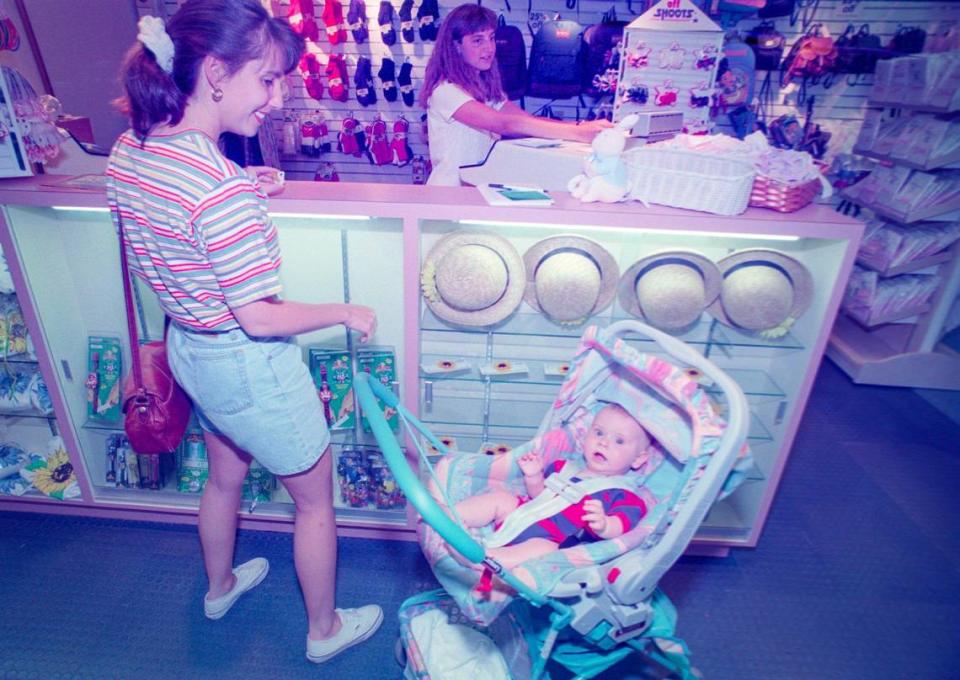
[623,147,756,216]
[749,174,825,212]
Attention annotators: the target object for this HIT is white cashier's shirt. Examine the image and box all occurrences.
[426,81,506,186]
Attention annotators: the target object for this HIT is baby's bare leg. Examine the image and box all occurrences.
[487,538,559,571]
[455,490,521,528]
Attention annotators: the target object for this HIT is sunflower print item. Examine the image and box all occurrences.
[19,437,79,500]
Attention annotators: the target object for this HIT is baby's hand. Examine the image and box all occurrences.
[517,452,543,477]
[582,499,608,534]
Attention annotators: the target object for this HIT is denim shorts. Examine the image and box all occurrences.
[166,323,329,476]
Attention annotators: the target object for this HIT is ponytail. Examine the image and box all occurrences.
[115,44,186,139]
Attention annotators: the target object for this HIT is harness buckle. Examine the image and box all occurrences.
[544,474,584,504]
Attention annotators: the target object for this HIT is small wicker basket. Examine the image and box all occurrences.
[749,174,826,213]
[623,147,756,216]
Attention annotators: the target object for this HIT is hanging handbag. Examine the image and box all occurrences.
[835,24,887,75]
[746,21,786,71]
[118,218,191,455]
[889,25,926,55]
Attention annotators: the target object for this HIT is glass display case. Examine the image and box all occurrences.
[0,178,862,549]
[0,193,407,535]
[417,212,861,549]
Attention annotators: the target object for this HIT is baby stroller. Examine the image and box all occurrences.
[355,321,751,679]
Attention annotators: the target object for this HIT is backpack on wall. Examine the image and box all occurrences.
[581,7,627,99]
[780,24,837,86]
[527,19,586,100]
[495,15,527,101]
[746,20,785,71]
[834,24,888,75]
[758,0,794,18]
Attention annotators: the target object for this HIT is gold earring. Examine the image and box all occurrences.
[212,87,224,103]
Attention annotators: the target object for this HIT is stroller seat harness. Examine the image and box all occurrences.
[483,462,639,549]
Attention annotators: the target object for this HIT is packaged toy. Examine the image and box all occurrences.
[308,348,355,430]
[86,336,122,422]
[359,348,398,433]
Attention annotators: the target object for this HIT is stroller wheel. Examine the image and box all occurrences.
[394,637,407,668]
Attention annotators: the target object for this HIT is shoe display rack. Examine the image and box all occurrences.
[0,178,861,551]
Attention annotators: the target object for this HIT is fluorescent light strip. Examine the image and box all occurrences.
[458,219,799,241]
[52,206,109,213]
[269,212,370,221]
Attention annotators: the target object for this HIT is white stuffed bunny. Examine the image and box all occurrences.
[567,114,639,203]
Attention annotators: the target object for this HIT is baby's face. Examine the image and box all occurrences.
[582,407,649,476]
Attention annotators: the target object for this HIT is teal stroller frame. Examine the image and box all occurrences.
[355,320,750,679]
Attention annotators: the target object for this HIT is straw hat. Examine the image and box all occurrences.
[617,250,722,330]
[522,235,620,325]
[420,231,525,327]
[707,248,814,338]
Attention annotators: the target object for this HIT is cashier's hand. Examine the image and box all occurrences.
[343,304,377,343]
[573,119,615,144]
[246,166,286,196]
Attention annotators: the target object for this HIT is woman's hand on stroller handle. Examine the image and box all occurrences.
[343,304,377,343]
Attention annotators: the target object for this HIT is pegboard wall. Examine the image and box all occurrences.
[135,0,960,184]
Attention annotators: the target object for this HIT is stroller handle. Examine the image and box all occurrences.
[354,373,486,564]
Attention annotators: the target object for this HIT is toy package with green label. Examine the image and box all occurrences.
[177,431,209,494]
[308,347,355,430]
[243,459,275,504]
[358,347,398,433]
[86,336,123,422]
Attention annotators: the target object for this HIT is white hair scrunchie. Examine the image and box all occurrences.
[137,16,175,75]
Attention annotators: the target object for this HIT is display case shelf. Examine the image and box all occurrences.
[840,187,960,225]
[421,308,804,351]
[420,352,786,398]
[857,250,954,278]
[846,305,933,329]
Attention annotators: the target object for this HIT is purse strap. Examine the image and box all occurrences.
[116,213,145,393]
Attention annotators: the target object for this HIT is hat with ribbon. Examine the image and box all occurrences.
[420,231,525,327]
[706,248,814,338]
[617,250,722,330]
[522,235,620,325]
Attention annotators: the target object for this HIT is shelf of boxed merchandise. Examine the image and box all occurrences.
[0,176,864,550]
[828,239,960,390]
[831,53,960,390]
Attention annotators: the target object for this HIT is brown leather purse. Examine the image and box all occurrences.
[118,217,191,455]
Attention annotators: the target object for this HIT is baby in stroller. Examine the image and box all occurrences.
[455,404,654,570]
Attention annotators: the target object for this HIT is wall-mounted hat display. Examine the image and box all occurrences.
[420,231,525,327]
[522,235,620,325]
[617,250,722,330]
[707,248,814,338]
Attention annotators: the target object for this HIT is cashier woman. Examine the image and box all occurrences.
[421,4,611,186]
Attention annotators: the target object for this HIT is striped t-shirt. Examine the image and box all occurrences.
[106,129,282,331]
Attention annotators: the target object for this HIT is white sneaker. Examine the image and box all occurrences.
[203,557,269,620]
[306,605,384,663]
